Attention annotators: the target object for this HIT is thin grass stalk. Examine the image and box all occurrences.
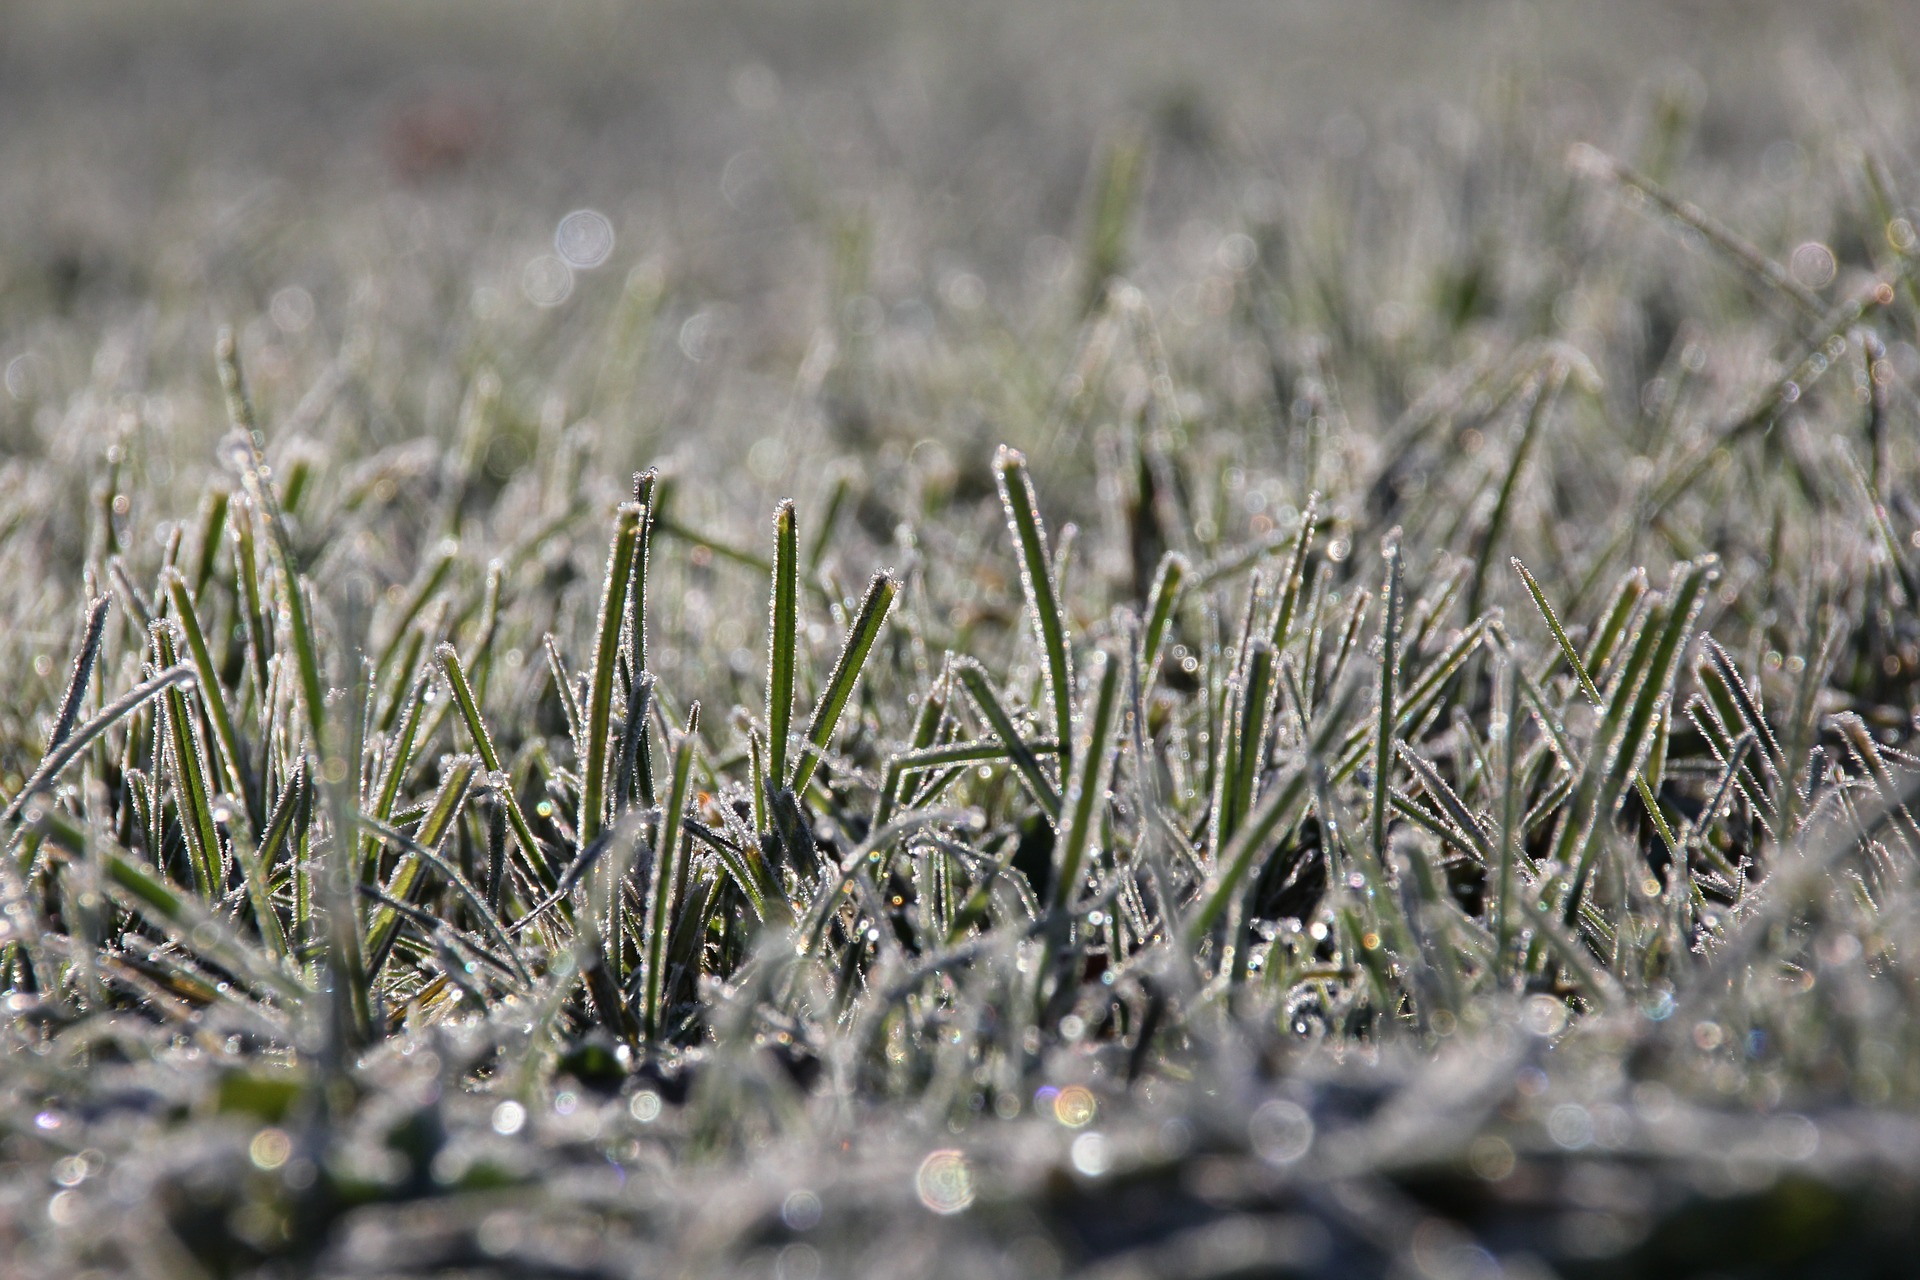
[995,446,1075,768]
[48,597,110,756]
[436,643,553,895]
[6,665,197,829]
[766,500,799,798]
[364,754,479,979]
[643,709,699,1045]
[1514,558,1686,869]
[1492,654,1521,984]
[580,502,645,850]
[953,659,1063,820]
[1372,537,1403,861]
[1050,648,1123,914]
[161,569,257,827]
[152,623,224,900]
[1138,552,1187,685]
[791,571,897,797]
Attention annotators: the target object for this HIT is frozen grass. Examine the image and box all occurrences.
[6,17,1920,1278]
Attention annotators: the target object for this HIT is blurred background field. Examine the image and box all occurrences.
[6,0,1917,482]
[6,0,1919,670]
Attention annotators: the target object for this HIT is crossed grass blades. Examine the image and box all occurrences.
[4,125,1920,1278]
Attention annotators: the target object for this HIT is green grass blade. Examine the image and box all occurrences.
[995,446,1075,769]
[1186,675,1358,944]
[5,665,195,827]
[1138,551,1188,685]
[791,571,898,797]
[218,329,329,759]
[364,754,478,979]
[953,658,1063,821]
[229,495,273,712]
[643,708,699,1045]
[766,499,799,797]
[1269,495,1318,654]
[161,569,256,827]
[1371,538,1403,860]
[152,622,224,900]
[1051,647,1123,913]
[436,642,553,895]
[47,597,110,756]
[580,501,645,850]
[1213,639,1277,856]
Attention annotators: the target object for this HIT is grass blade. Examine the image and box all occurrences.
[995,446,1075,769]
[1051,647,1123,913]
[580,502,645,850]
[766,500,799,799]
[1138,551,1188,685]
[791,571,898,798]
[643,708,699,1045]
[953,658,1063,821]
[436,642,553,896]
[5,665,196,827]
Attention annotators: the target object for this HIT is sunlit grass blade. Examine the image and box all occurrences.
[995,446,1075,768]
[1397,744,1496,866]
[643,708,699,1045]
[953,658,1063,821]
[1269,495,1317,654]
[436,642,553,895]
[161,569,256,827]
[364,754,478,979]
[1583,567,1649,682]
[151,621,224,899]
[218,329,329,758]
[791,571,898,798]
[1371,537,1403,860]
[1050,647,1123,913]
[1697,636,1787,798]
[189,488,230,596]
[1546,557,1715,924]
[1514,557,1684,867]
[47,597,110,756]
[1138,551,1188,685]
[580,501,645,850]
[1186,674,1358,945]
[229,494,273,712]
[766,499,799,800]
[1211,639,1276,857]
[5,665,195,828]
[617,672,655,818]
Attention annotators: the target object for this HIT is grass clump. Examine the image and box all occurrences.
[5,57,1920,1280]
